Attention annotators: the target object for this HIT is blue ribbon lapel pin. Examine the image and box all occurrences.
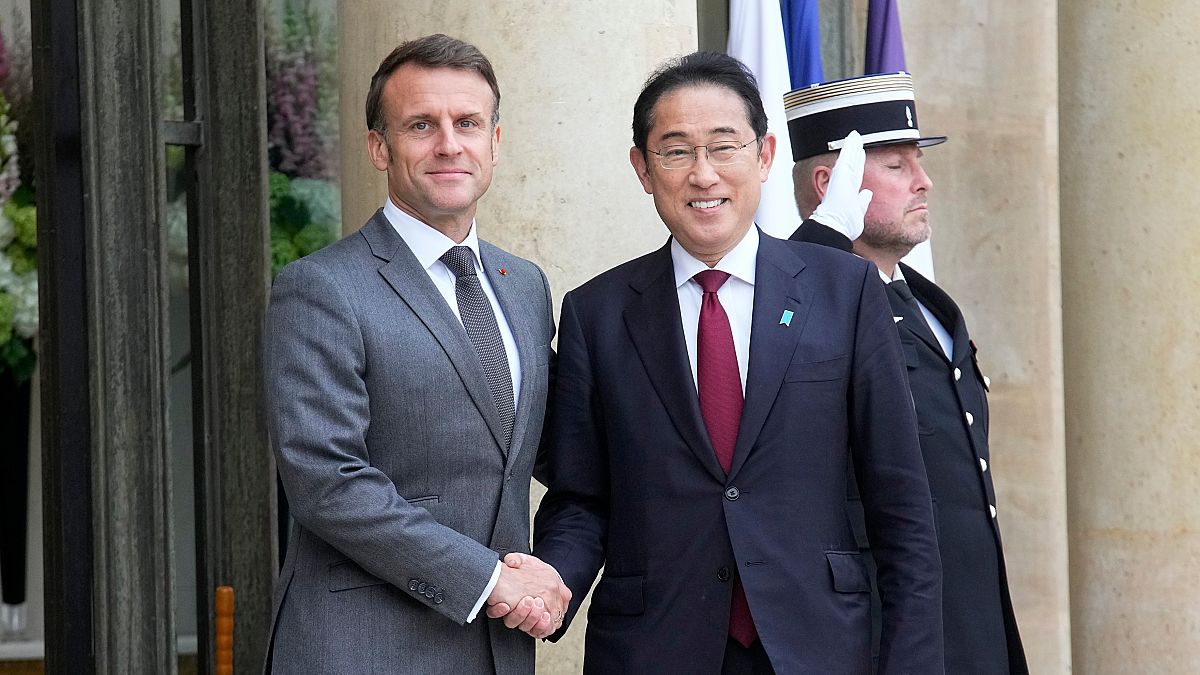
[779,309,794,327]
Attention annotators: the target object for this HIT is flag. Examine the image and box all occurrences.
[864,0,934,279]
[865,0,907,73]
[728,0,802,238]
[780,0,824,89]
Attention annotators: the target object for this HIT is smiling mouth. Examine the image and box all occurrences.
[689,198,727,209]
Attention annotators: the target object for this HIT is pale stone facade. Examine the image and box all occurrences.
[337,1,1200,672]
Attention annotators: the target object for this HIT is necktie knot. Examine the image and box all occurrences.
[693,269,731,294]
[440,246,477,279]
[889,279,915,302]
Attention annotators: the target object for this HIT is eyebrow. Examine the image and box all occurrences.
[398,110,486,125]
[658,126,741,142]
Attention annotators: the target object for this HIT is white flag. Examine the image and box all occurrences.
[728,0,801,239]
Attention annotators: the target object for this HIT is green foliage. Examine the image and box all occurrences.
[269,171,339,276]
[0,292,11,347]
[0,331,32,382]
[4,201,36,275]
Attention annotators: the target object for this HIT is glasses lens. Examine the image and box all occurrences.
[707,142,744,165]
[659,146,695,169]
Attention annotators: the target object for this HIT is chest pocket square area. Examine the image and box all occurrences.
[784,355,850,383]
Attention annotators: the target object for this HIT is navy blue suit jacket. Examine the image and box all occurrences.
[534,231,944,674]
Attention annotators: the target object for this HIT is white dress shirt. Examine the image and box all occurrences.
[883,266,953,359]
[672,226,759,394]
[381,199,516,621]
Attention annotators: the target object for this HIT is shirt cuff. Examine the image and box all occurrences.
[466,561,503,623]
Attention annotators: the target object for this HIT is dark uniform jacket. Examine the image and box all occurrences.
[791,220,1028,675]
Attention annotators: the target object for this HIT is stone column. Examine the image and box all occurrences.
[901,3,1072,672]
[338,3,697,672]
[1060,3,1200,672]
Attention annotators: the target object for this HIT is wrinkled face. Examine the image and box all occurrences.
[367,64,500,237]
[630,85,775,264]
[858,143,933,257]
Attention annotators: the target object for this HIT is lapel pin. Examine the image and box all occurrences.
[779,309,794,327]
[894,316,904,323]
[498,268,508,276]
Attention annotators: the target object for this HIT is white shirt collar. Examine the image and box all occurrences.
[382,198,482,272]
[671,225,759,289]
[881,264,905,285]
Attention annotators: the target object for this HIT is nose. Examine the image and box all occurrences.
[913,161,932,193]
[434,126,463,156]
[688,150,720,188]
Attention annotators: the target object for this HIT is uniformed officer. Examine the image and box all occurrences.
[786,72,1028,675]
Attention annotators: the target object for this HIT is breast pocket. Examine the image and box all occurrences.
[784,355,849,383]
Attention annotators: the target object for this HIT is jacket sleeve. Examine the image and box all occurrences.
[531,290,609,641]
[265,257,499,625]
[846,261,946,673]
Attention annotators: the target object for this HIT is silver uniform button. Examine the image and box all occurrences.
[980,457,988,472]
[983,375,992,388]
[965,411,974,426]
[953,367,961,381]
[989,504,997,518]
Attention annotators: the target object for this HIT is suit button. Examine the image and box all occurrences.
[425,589,435,599]
[417,582,427,593]
[725,487,740,501]
[717,566,731,582]
[980,457,988,472]
[408,579,418,592]
[965,411,975,426]
[953,367,961,381]
[434,593,444,604]
[990,504,998,519]
[983,375,992,389]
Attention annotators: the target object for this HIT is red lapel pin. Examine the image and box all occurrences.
[498,268,508,276]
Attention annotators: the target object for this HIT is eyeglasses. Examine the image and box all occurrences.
[648,138,759,169]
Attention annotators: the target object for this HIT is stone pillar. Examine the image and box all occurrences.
[901,3,1072,672]
[338,3,697,672]
[1060,3,1200,672]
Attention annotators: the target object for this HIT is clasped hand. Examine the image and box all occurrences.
[485,553,571,639]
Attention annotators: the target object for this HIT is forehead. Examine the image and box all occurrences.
[648,84,752,141]
[383,65,494,118]
[866,143,924,161]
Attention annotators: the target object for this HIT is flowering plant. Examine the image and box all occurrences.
[0,92,35,383]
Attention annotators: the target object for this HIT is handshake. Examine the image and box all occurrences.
[485,553,572,639]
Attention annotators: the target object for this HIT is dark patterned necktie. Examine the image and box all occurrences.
[693,269,757,648]
[440,246,515,449]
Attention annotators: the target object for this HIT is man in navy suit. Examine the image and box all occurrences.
[525,53,943,674]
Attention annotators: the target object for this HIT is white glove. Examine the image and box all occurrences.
[809,130,873,241]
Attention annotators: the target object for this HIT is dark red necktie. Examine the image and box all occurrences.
[693,270,757,648]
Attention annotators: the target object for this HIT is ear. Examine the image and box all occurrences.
[630,146,654,195]
[813,164,833,202]
[757,132,777,182]
[367,129,390,172]
[491,123,501,166]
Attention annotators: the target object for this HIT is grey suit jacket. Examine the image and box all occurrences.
[263,210,554,674]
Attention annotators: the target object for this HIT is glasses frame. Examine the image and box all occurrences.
[647,137,761,170]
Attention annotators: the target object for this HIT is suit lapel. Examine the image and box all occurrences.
[623,244,726,483]
[885,283,946,360]
[362,212,508,454]
[728,234,812,479]
[479,242,537,466]
[901,263,967,365]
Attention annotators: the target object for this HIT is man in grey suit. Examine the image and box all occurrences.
[263,34,569,673]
